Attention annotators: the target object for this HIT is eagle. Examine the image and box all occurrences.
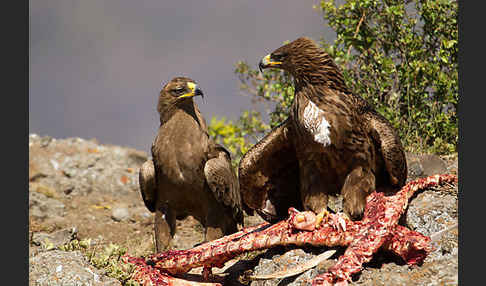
[239,37,407,224]
[139,77,243,251]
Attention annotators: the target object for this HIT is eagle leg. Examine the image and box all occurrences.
[204,200,239,242]
[154,202,176,252]
[126,174,457,286]
[291,209,348,232]
[341,166,376,220]
[317,210,349,232]
[299,161,330,226]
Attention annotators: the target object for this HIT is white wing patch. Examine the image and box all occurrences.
[302,100,331,146]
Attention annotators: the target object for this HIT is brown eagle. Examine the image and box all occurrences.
[139,77,243,251]
[239,37,407,224]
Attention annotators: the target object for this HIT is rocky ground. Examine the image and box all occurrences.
[28,134,458,286]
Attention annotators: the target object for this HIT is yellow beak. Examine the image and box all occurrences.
[259,54,282,72]
[178,82,204,99]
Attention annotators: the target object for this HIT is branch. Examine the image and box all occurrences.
[346,11,366,59]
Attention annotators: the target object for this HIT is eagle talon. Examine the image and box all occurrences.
[315,210,330,229]
[332,212,349,232]
[296,214,306,223]
[289,209,317,231]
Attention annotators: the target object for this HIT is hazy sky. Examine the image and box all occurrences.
[29,0,334,153]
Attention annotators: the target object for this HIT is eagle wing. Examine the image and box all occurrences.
[139,159,156,212]
[366,111,407,187]
[204,143,243,223]
[238,118,301,221]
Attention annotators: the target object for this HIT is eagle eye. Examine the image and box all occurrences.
[172,87,185,95]
[272,52,287,61]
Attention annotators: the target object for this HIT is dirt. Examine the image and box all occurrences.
[28,134,458,285]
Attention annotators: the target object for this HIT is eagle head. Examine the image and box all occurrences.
[258,37,348,89]
[157,77,204,116]
[258,37,322,73]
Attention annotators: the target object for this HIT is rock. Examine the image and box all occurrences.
[244,213,266,228]
[327,194,343,213]
[29,134,147,197]
[406,153,448,181]
[28,134,460,285]
[32,228,78,250]
[405,187,458,261]
[29,134,157,262]
[248,247,334,286]
[347,182,458,285]
[420,154,448,176]
[243,181,458,285]
[356,253,458,285]
[29,189,65,220]
[29,250,121,286]
[130,206,153,222]
[111,207,130,222]
[441,154,458,175]
[447,159,458,175]
[406,191,457,237]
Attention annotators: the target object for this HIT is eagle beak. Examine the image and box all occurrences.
[195,87,204,99]
[178,82,204,99]
[258,54,282,72]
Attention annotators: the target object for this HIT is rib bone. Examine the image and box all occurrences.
[126,174,457,286]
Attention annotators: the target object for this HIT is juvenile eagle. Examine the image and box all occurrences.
[239,37,407,223]
[139,77,243,251]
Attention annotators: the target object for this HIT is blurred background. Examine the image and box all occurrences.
[29,0,333,153]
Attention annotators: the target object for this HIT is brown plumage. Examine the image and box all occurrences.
[139,77,243,252]
[239,37,407,222]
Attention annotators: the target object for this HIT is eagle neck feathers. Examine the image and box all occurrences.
[289,40,350,96]
[159,100,204,128]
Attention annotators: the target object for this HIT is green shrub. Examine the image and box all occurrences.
[59,238,140,286]
[210,0,458,164]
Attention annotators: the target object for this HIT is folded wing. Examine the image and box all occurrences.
[139,159,156,212]
[366,111,407,187]
[204,144,243,224]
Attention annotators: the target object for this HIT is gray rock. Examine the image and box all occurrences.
[442,154,458,175]
[32,228,78,250]
[130,206,153,222]
[356,253,457,285]
[29,190,65,220]
[29,250,121,286]
[406,153,448,181]
[420,154,448,176]
[327,194,343,213]
[354,184,458,285]
[249,248,327,286]
[243,186,458,286]
[406,191,457,236]
[28,134,459,286]
[29,134,147,198]
[407,160,425,179]
[406,188,458,261]
[447,159,458,175]
[111,207,130,222]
